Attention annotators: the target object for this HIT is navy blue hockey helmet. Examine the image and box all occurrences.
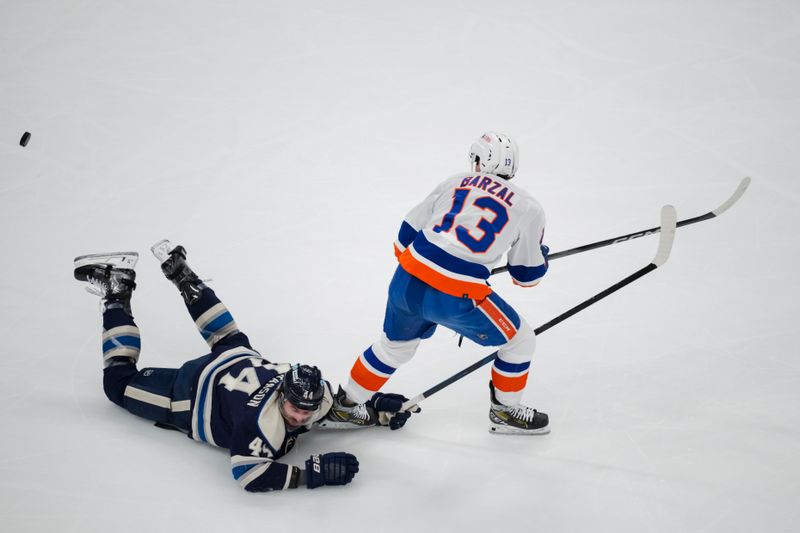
[282,364,324,411]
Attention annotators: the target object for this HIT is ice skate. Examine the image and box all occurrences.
[73,252,138,310]
[151,239,204,305]
[316,386,378,429]
[488,382,549,435]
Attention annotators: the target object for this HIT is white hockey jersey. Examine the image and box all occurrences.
[394,172,547,299]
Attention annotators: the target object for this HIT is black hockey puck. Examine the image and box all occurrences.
[20,132,31,147]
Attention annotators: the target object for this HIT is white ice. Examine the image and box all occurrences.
[1,1,798,532]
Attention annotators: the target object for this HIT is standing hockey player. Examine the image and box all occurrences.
[326,132,550,435]
[74,241,413,493]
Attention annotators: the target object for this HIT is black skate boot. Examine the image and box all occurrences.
[488,382,549,435]
[317,385,378,429]
[151,239,204,305]
[73,252,138,314]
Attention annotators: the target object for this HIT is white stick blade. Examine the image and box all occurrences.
[652,205,677,267]
[712,176,751,216]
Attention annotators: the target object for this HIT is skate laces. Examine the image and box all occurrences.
[84,275,108,297]
[85,270,134,298]
[349,402,371,421]
[508,405,538,422]
[335,394,371,421]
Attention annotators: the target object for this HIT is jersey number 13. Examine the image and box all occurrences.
[433,188,509,253]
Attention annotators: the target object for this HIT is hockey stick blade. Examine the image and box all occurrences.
[491,177,749,275]
[652,204,676,267]
[402,205,677,411]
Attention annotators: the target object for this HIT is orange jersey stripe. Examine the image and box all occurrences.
[491,369,529,392]
[477,298,517,340]
[393,243,403,259]
[350,358,390,392]
[398,249,491,300]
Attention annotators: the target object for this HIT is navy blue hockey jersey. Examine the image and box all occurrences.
[186,346,333,491]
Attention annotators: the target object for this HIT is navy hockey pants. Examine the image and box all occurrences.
[101,286,251,432]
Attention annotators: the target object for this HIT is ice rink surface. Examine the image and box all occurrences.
[2,1,799,531]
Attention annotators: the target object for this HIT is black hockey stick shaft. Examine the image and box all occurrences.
[406,264,657,407]
[491,177,750,275]
[402,205,677,411]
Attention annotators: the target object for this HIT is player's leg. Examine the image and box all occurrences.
[101,305,141,407]
[324,267,434,428]
[74,251,142,405]
[151,240,251,351]
[430,290,549,435]
[74,251,193,431]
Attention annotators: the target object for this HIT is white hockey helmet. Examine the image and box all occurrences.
[469,132,519,178]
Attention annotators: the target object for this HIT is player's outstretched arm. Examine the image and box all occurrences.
[231,452,359,492]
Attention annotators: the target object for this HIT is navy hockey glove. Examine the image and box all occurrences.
[369,392,421,430]
[305,452,359,489]
[540,244,550,260]
[369,392,406,412]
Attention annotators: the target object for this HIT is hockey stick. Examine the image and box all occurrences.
[456,177,748,346]
[491,177,749,276]
[402,204,677,411]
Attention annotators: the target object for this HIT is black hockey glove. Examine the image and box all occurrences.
[368,392,421,430]
[305,452,359,489]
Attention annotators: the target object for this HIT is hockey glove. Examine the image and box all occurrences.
[369,392,421,430]
[540,244,550,260]
[305,452,359,489]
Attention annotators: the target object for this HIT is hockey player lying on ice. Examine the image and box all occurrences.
[74,241,415,492]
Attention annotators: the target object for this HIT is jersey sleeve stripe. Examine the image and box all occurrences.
[507,263,548,284]
[237,462,271,489]
[231,455,269,468]
[232,464,257,480]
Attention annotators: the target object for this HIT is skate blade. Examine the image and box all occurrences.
[314,419,375,430]
[150,239,174,263]
[489,423,551,436]
[74,251,139,270]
